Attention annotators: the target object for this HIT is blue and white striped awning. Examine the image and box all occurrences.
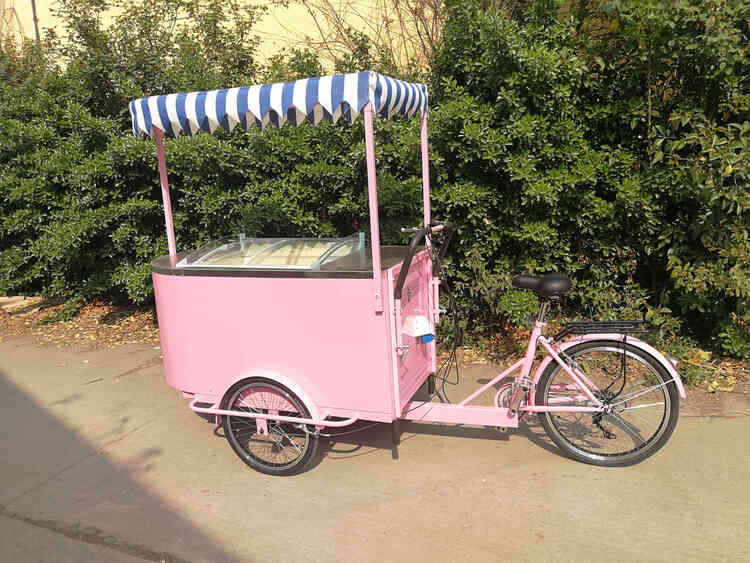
[129,70,428,138]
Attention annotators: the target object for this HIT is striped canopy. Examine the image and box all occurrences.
[129,70,428,138]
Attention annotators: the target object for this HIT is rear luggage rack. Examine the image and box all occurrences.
[555,320,649,341]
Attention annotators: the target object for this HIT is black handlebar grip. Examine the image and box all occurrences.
[394,222,454,300]
[394,225,430,300]
[437,222,454,262]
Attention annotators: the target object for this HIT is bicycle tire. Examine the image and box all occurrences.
[221,379,318,476]
[536,340,679,467]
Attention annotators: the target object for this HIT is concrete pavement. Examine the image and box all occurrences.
[0,514,147,563]
[1,335,748,562]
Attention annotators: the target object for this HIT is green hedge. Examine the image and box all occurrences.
[1,0,748,361]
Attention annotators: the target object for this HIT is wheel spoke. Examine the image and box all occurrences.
[610,382,670,407]
[618,401,665,412]
[606,413,646,446]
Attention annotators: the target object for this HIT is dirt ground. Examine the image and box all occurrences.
[1,297,749,562]
[0,296,160,349]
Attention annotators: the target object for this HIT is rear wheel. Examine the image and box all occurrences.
[221,379,318,475]
[536,340,679,467]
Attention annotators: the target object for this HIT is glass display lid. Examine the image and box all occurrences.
[177,233,366,270]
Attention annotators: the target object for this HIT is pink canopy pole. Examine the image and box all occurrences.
[363,102,383,313]
[153,127,177,267]
[420,110,431,228]
[420,108,437,368]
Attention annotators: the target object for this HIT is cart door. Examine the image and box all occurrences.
[391,250,435,408]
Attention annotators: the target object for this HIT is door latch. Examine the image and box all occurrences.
[396,344,410,360]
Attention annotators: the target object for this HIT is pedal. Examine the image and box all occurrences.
[507,376,534,417]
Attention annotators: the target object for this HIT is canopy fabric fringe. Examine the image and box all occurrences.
[129,70,428,138]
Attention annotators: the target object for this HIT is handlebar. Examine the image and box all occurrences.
[436,223,455,264]
[393,222,453,300]
[400,225,447,234]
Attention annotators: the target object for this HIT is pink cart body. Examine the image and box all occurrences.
[152,248,435,423]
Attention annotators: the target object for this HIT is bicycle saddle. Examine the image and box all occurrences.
[512,273,571,298]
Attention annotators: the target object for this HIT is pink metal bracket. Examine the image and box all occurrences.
[153,127,177,267]
[189,398,359,428]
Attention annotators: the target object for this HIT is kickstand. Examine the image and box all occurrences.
[391,419,401,445]
[391,420,400,460]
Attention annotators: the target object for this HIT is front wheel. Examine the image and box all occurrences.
[536,340,679,467]
[221,379,318,475]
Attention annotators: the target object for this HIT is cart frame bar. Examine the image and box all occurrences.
[189,398,360,428]
[151,100,431,312]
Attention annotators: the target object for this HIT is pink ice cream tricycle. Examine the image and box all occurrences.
[130,71,685,475]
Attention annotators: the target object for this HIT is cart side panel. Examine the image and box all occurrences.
[152,272,394,420]
[388,250,435,409]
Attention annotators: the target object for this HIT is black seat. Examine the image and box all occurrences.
[512,273,571,298]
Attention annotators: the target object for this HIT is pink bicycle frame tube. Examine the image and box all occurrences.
[456,322,605,414]
[153,127,177,266]
[458,358,524,407]
[363,102,383,312]
[459,321,546,406]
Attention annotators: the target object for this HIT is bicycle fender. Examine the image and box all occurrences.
[533,334,686,399]
[219,369,323,421]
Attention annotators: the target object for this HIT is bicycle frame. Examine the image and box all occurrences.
[403,312,686,429]
[463,321,602,410]
[401,319,604,427]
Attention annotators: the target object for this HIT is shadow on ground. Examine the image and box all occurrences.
[0,371,237,563]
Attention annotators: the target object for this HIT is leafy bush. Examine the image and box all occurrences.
[1,0,748,371]
[428,0,749,362]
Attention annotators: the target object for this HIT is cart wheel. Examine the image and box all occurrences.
[220,379,318,476]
